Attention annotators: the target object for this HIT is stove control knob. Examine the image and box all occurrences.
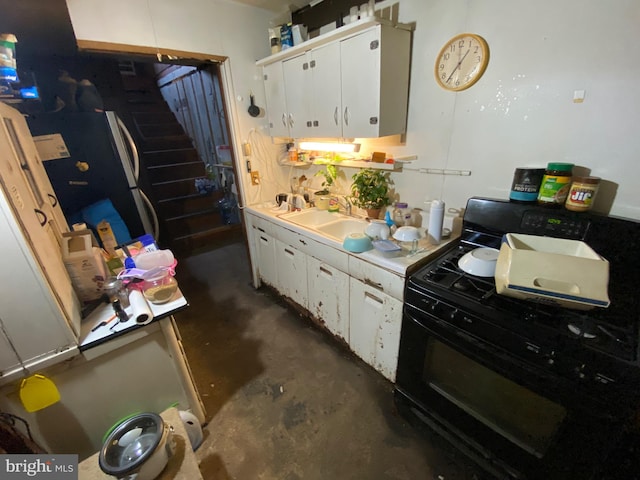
[574,364,586,379]
[449,309,458,321]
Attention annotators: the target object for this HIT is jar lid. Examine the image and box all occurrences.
[547,162,574,172]
[395,202,408,208]
[573,176,601,184]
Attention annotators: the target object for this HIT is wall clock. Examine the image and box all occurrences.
[434,33,489,91]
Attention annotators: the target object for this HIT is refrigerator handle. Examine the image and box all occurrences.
[116,116,140,180]
[114,114,159,241]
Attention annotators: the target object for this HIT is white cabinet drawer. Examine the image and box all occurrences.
[251,214,275,236]
[276,225,349,273]
[348,257,405,300]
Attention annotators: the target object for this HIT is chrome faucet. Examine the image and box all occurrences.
[337,195,353,216]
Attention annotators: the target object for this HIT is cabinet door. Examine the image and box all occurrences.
[349,278,402,382]
[283,53,312,138]
[307,256,349,341]
[263,62,290,137]
[256,231,278,288]
[308,42,342,138]
[275,239,308,309]
[340,27,381,138]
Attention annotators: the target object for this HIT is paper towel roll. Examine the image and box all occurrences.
[129,290,153,325]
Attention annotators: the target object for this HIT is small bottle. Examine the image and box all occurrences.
[288,147,298,162]
[537,163,574,206]
[428,200,445,245]
[565,176,600,212]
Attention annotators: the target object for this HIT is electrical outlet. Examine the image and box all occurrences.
[250,171,260,185]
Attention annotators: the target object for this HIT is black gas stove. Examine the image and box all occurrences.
[395,197,640,479]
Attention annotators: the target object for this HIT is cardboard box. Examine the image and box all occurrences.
[61,230,107,303]
[96,220,117,256]
[495,233,610,310]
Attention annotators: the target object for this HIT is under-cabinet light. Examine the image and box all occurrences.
[298,141,360,153]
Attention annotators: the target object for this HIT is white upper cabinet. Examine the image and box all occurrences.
[258,21,412,139]
[263,61,291,137]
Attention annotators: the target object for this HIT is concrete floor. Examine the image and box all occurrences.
[173,238,482,480]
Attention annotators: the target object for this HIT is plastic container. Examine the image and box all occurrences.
[143,272,178,305]
[428,200,445,245]
[537,163,574,206]
[135,250,174,271]
[393,202,411,226]
[565,176,600,212]
[509,168,545,203]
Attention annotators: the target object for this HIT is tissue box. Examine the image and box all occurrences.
[494,233,610,310]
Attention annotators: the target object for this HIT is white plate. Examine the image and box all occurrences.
[458,247,500,277]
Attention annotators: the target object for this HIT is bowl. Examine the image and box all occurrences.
[458,247,500,277]
[343,233,373,253]
[392,226,421,242]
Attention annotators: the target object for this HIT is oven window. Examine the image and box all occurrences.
[423,339,567,458]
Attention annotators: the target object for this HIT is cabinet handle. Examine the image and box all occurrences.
[334,107,338,125]
[259,236,269,243]
[48,193,58,207]
[364,278,383,291]
[364,291,384,305]
[257,227,266,233]
[282,113,287,127]
[34,208,47,227]
[298,239,307,246]
[343,107,349,126]
[288,114,294,128]
[284,248,294,256]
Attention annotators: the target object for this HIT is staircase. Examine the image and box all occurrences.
[117,70,241,255]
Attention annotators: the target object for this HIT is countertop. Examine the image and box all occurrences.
[246,203,461,277]
[78,407,203,480]
[78,288,188,351]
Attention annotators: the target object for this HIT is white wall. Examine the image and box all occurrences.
[66,0,640,220]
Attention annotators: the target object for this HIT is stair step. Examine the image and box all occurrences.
[132,111,180,124]
[143,148,200,167]
[147,161,207,183]
[125,101,172,113]
[168,224,243,256]
[137,123,185,138]
[165,210,230,239]
[142,135,194,150]
[157,192,224,218]
[152,178,204,199]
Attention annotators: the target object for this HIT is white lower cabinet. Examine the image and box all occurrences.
[255,231,278,287]
[275,239,308,309]
[348,278,403,382]
[307,256,350,342]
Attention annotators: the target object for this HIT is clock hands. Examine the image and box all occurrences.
[446,48,471,84]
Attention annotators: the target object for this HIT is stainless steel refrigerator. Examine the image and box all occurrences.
[27,111,158,242]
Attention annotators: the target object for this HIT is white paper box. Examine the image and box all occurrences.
[494,233,610,310]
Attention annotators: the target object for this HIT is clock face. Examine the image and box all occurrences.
[435,33,489,91]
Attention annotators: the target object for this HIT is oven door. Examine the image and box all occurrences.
[395,307,622,480]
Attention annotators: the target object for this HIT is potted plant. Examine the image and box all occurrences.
[350,168,391,219]
[314,164,338,210]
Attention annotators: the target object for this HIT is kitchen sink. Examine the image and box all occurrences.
[315,218,369,241]
[278,208,369,242]
[279,208,349,227]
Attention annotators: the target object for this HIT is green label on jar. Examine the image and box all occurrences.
[537,175,572,203]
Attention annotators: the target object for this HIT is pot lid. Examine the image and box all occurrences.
[99,412,164,476]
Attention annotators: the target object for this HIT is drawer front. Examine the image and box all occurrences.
[276,225,349,273]
[250,213,275,236]
[348,256,405,300]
